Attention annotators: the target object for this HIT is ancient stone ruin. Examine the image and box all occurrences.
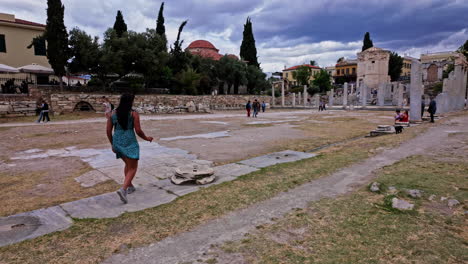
[171,164,215,185]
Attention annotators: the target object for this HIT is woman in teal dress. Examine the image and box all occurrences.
[106,94,153,204]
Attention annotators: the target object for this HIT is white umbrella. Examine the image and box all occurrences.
[18,63,54,74]
[0,63,19,73]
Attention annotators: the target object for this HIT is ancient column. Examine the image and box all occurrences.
[292,93,296,107]
[328,89,334,107]
[271,83,275,107]
[298,92,302,106]
[303,85,307,107]
[281,81,285,107]
[361,84,368,107]
[314,94,320,108]
[410,60,422,122]
[343,82,348,109]
[378,83,385,106]
[397,83,404,107]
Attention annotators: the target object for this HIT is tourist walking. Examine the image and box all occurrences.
[36,100,50,123]
[428,97,437,123]
[102,96,113,119]
[252,99,260,118]
[107,93,154,204]
[261,101,266,112]
[246,100,252,117]
[421,96,425,118]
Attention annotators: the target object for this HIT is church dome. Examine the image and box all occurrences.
[187,40,218,51]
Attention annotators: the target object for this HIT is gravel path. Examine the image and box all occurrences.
[104,115,468,264]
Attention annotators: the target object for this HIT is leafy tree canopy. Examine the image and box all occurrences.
[113,10,127,37]
[68,27,99,73]
[388,52,403,82]
[312,69,332,93]
[292,66,312,86]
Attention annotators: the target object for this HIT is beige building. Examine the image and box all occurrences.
[401,56,418,80]
[282,64,321,87]
[0,13,50,68]
[420,51,457,83]
[357,47,390,89]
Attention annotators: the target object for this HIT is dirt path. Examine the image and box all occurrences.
[104,115,468,264]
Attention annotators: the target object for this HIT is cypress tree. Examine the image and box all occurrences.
[362,32,373,51]
[240,17,260,68]
[388,52,403,82]
[156,2,165,36]
[113,10,127,37]
[45,0,69,91]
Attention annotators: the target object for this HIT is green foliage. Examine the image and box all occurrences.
[312,69,332,93]
[337,57,344,63]
[307,85,320,96]
[156,2,167,50]
[433,82,443,94]
[113,10,127,38]
[443,64,454,79]
[68,27,99,74]
[388,52,404,82]
[169,20,189,77]
[246,65,268,94]
[292,66,311,86]
[45,0,69,79]
[174,67,201,95]
[310,60,317,66]
[457,40,468,58]
[240,17,259,68]
[218,56,247,94]
[362,32,373,51]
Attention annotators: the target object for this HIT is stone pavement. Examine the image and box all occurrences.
[103,116,468,264]
[0,144,315,247]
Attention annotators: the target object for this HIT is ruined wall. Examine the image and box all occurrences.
[0,94,38,116]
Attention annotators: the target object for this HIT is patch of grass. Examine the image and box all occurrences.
[0,121,429,263]
[216,156,468,264]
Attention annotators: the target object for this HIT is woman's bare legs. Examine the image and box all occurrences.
[122,157,138,190]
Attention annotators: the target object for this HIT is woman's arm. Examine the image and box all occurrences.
[133,112,153,142]
[106,116,113,145]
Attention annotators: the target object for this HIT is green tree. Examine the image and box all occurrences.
[458,40,468,58]
[362,32,373,51]
[68,27,100,74]
[45,0,69,90]
[246,65,268,94]
[156,2,167,50]
[310,60,317,66]
[113,10,127,38]
[337,57,344,63]
[169,20,189,77]
[218,56,247,94]
[312,69,332,93]
[156,2,166,36]
[176,67,201,95]
[292,66,312,86]
[240,17,259,68]
[388,52,403,82]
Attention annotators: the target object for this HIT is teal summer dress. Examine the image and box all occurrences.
[112,112,140,160]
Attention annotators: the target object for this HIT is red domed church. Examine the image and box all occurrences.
[186,40,238,61]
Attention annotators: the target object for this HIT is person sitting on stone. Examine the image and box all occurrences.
[400,110,409,123]
[394,109,403,122]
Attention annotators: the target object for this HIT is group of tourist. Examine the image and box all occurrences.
[1,79,29,94]
[246,99,266,117]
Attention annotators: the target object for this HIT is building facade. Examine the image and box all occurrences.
[0,13,50,68]
[400,56,418,81]
[334,59,357,83]
[282,64,321,87]
[357,47,390,89]
[420,51,457,83]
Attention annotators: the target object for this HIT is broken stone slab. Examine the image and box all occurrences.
[406,189,423,198]
[60,186,177,219]
[75,170,112,188]
[428,194,436,201]
[0,206,72,247]
[447,199,460,208]
[391,198,414,211]
[174,164,214,180]
[387,186,398,194]
[213,163,259,178]
[154,179,201,196]
[239,150,316,168]
[369,182,380,192]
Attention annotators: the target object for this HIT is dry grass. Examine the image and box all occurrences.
[0,112,103,124]
[0,161,119,217]
[0,118,429,264]
[215,154,468,263]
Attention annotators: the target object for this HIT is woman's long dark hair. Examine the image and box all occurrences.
[116,93,134,130]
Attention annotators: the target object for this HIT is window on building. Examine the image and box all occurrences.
[34,38,46,56]
[352,68,356,75]
[346,68,349,75]
[0,35,6,53]
[285,72,288,78]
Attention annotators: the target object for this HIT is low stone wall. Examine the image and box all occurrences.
[49,93,273,114]
[0,94,38,116]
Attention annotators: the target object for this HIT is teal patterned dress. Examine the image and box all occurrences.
[112,112,140,160]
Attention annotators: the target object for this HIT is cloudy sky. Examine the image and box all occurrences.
[3,0,468,72]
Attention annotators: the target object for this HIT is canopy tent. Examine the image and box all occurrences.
[0,63,19,73]
[18,63,54,74]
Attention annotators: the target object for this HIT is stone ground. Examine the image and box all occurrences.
[103,113,468,264]
[0,109,393,218]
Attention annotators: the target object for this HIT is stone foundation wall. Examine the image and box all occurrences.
[49,93,273,114]
[0,94,38,116]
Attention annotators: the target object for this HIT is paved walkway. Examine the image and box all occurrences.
[0,110,320,128]
[104,115,468,264]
